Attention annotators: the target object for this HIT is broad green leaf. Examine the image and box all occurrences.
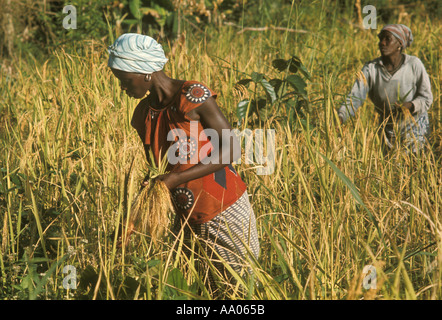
[236,78,253,86]
[237,99,250,121]
[129,0,142,20]
[269,78,283,90]
[10,173,21,186]
[165,268,189,299]
[147,259,161,268]
[298,64,311,80]
[251,71,264,83]
[260,78,277,104]
[286,74,307,97]
[167,268,188,291]
[272,59,289,72]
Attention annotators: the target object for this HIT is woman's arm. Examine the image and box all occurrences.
[338,66,371,123]
[393,58,432,115]
[153,97,240,190]
[409,58,433,114]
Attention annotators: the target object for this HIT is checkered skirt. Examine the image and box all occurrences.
[174,191,260,283]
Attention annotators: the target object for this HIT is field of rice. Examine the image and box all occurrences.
[0,1,441,300]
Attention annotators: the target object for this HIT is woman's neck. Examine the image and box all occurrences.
[148,73,185,110]
[381,52,404,71]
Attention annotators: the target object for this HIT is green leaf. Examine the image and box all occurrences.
[167,268,188,290]
[288,56,301,73]
[78,265,99,289]
[272,59,289,72]
[298,64,311,80]
[129,0,142,20]
[269,78,283,92]
[10,173,22,186]
[30,254,69,300]
[274,273,289,283]
[165,268,189,299]
[150,5,168,27]
[251,71,264,83]
[237,99,251,121]
[147,259,161,268]
[250,72,277,104]
[29,257,50,264]
[121,19,139,25]
[260,78,277,104]
[236,78,253,86]
[286,74,307,97]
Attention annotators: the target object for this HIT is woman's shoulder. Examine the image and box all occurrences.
[402,55,429,75]
[181,81,216,103]
[357,58,381,79]
[404,54,424,66]
[363,57,382,69]
[176,81,217,115]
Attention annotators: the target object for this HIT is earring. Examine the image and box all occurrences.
[145,74,152,82]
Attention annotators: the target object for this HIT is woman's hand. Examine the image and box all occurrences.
[141,172,182,190]
[394,101,415,114]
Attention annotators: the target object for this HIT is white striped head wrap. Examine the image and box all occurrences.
[378,24,413,49]
[107,33,168,74]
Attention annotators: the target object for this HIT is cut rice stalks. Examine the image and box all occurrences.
[129,179,175,244]
[127,149,175,244]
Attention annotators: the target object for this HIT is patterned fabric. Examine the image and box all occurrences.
[131,81,247,224]
[383,111,431,153]
[174,191,260,291]
[379,24,413,48]
[185,83,212,103]
[107,33,168,74]
[172,187,195,211]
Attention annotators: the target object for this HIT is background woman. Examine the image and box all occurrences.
[338,24,433,153]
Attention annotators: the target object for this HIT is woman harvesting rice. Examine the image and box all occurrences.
[107,33,259,293]
[338,24,433,153]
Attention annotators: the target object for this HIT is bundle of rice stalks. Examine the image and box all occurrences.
[127,150,175,244]
[129,179,175,244]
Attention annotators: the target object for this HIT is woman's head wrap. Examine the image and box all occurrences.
[378,24,413,49]
[108,33,168,74]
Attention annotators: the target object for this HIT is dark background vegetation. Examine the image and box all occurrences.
[1,0,440,59]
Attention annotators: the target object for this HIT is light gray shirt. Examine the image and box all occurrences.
[338,54,433,124]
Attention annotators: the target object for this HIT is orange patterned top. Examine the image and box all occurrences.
[131,81,247,224]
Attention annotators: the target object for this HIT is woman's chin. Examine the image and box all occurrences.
[127,92,141,99]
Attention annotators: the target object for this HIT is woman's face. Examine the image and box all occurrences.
[378,31,402,57]
[111,68,150,99]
